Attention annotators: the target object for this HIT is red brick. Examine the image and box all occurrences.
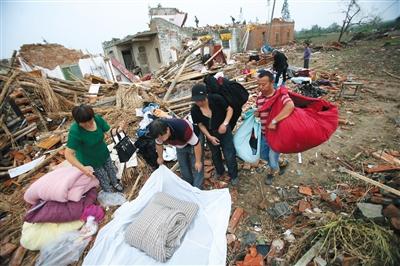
[228,208,244,233]
[383,204,400,218]
[243,246,264,266]
[298,200,311,212]
[342,256,359,266]
[391,217,400,230]
[299,186,313,196]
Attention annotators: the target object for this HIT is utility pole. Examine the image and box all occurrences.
[267,0,276,44]
[266,0,270,24]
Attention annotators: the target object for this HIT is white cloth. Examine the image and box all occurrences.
[83,165,231,265]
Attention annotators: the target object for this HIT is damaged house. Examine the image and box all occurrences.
[17,43,137,83]
[103,6,192,75]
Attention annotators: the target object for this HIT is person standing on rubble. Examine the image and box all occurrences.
[303,42,312,69]
[272,50,289,89]
[65,104,123,192]
[148,118,204,189]
[190,84,239,186]
[255,70,293,185]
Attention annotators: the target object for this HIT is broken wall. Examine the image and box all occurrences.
[150,18,192,66]
[247,19,295,50]
[131,37,163,74]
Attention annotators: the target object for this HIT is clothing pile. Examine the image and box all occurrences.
[21,166,103,250]
[125,192,199,262]
[295,82,327,98]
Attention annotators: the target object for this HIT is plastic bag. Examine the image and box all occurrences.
[97,191,126,207]
[233,109,261,163]
[35,216,98,266]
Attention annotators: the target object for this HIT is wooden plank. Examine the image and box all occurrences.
[176,72,207,83]
[372,151,400,166]
[340,167,400,197]
[167,95,191,104]
[294,240,323,266]
[36,135,61,150]
[366,165,400,173]
[204,47,223,65]
[17,146,65,183]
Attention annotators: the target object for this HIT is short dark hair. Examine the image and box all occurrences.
[72,104,95,123]
[257,69,274,82]
[148,119,168,139]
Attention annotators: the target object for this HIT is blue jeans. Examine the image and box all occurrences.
[176,143,204,189]
[260,135,280,171]
[208,126,238,180]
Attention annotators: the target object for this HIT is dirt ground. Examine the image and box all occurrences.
[226,38,400,263]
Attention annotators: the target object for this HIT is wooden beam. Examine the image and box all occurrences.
[167,94,192,104]
[372,151,400,166]
[204,47,223,65]
[383,70,400,80]
[163,56,190,101]
[340,167,400,197]
[0,71,18,106]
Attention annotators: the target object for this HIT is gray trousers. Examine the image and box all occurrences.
[176,144,204,189]
[94,156,119,192]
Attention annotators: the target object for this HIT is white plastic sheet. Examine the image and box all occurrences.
[97,191,126,207]
[83,165,231,265]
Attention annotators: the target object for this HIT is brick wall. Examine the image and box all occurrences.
[247,19,295,50]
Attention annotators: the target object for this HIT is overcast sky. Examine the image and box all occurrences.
[1,0,399,58]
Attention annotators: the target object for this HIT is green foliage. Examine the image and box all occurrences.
[295,16,400,41]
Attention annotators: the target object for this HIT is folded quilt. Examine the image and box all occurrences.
[20,220,84,250]
[24,166,99,205]
[24,188,97,223]
[124,192,199,262]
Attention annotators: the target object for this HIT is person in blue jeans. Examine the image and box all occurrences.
[255,70,293,185]
[148,118,204,189]
[190,84,239,186]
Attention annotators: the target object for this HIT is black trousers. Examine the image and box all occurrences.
[304,59,310,69]
[275,67,287,84]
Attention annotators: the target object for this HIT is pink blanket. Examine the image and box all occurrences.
[24,166,99,205]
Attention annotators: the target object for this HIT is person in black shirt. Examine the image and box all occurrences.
[190,84,238,186]
[272,50,289,89]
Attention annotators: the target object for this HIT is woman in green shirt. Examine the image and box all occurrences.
[65,104,123,192]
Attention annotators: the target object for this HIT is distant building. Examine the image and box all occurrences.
[149,6,188,27]
[103,18,192,74]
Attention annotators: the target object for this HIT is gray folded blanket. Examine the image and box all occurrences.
[124,192,199,262]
